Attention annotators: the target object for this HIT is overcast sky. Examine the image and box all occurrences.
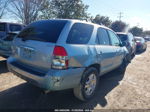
[83,0,150,30]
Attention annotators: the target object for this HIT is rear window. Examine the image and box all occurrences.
[66,23,94,44]
[117,34,128,42]
[0,23,6,31]
[17,20,67,43]
[9,24,22,32]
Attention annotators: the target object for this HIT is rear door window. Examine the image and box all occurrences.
[17,20,67,43]
[9,24,22,32]
[0,23,6,31]
[96,28,110,45]
[66,23,94,44]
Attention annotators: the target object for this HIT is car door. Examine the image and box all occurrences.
[95,27,116,75]
[107,30,124,68]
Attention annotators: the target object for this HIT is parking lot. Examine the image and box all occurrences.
[0,42,150,110]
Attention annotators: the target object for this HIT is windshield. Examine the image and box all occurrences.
[17,20,67,43]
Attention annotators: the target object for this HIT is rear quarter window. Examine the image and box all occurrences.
[66,23,94,44]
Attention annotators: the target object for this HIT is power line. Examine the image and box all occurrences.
[118,12,123,21]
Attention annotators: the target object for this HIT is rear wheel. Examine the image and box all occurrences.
[73,67,99,101]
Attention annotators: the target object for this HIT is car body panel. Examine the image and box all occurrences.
[7,57,85,90]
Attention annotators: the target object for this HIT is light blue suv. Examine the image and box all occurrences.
[7,19,128,101]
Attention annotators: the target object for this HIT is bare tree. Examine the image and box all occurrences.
[0,0,9,19]
[8,0,46,25]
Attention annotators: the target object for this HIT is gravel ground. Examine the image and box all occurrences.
[0,42,150,111]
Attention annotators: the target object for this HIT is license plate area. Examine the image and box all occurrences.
[20,46,35,59]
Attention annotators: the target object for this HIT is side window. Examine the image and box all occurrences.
[66,23,94,44]
[96,28,110,45]
[108,30,120,46]
[9,24,22,32]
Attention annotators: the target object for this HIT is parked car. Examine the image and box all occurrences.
[144,36,150,41]
[0,32,19,58]
[135,36,147,52]
[0,22,24,39]
[116,32,136,61]
[7,19,129,101]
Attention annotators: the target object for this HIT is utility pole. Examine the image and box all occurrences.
[137,22,140,27]
[118,12,123,21]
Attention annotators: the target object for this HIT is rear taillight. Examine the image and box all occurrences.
[51,46,68,69]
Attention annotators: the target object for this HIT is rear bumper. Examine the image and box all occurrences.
[7,57,85,91]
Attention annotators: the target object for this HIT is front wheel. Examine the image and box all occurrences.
[73,67,99,101]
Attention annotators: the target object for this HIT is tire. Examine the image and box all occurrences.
[126,54,132,63]
[73,67,99,101]
[131,52,135,59]
[117,57,128,73]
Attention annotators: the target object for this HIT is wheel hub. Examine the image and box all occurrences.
[85,73,97,96]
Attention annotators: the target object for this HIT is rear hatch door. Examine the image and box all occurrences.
[13,20,68,71]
